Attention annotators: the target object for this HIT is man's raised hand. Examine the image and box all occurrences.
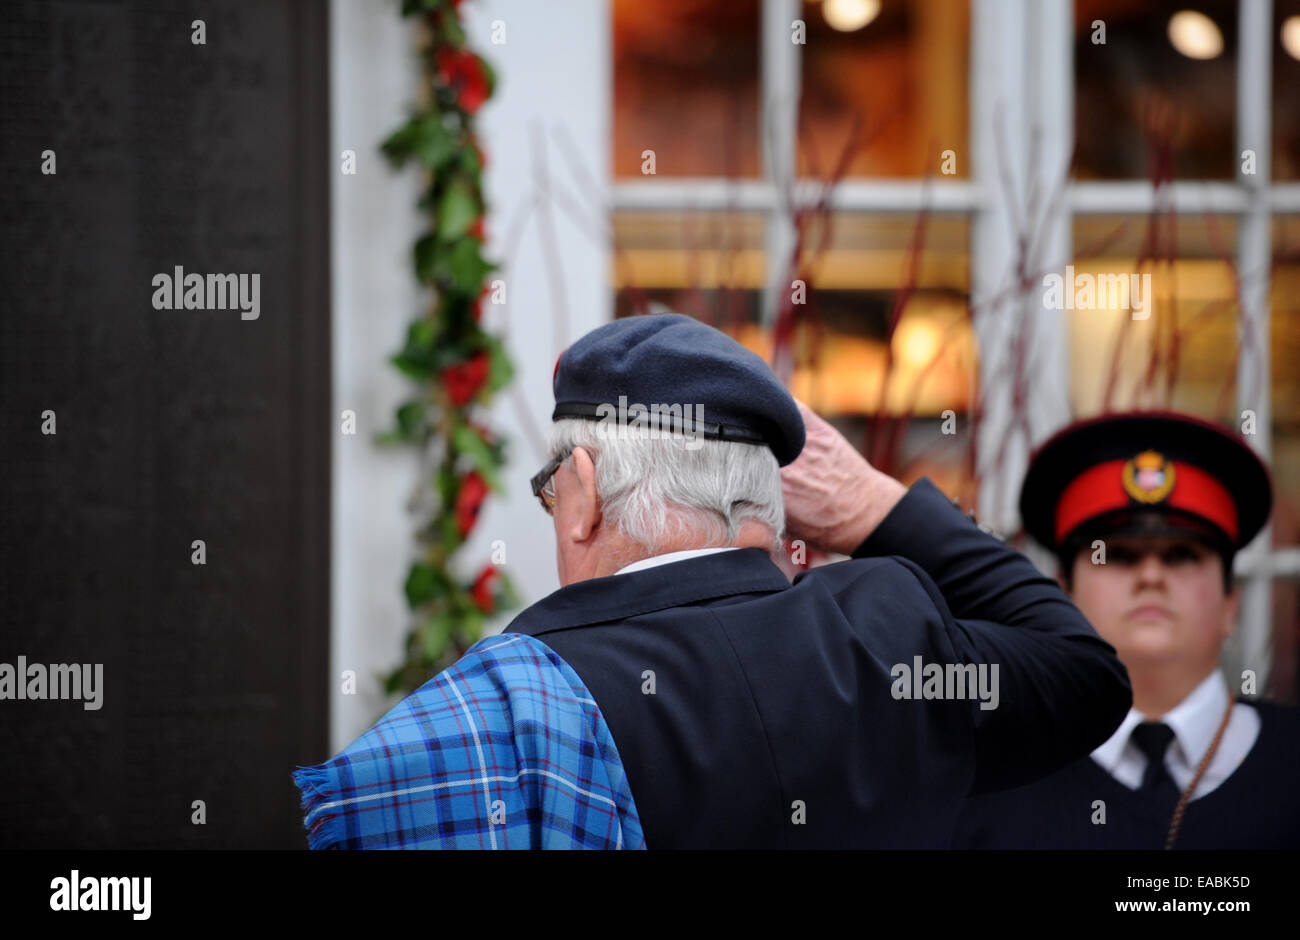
[779,399,907,556]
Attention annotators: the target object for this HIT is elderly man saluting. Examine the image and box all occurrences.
[294,312,1131,849]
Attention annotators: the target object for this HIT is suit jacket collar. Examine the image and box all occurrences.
[505,547,791,637]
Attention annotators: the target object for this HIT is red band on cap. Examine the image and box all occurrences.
[1055,459,1239,544]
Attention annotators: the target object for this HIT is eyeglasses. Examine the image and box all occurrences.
[529,447,573,515]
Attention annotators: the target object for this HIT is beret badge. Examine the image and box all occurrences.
[1122,450,1176,504]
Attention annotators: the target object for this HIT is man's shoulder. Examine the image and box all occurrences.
[1244,697,1300,734]
[795,552,926,582]
[792,553,944,604]
[361,635,569,745]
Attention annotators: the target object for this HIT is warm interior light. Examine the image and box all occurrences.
[1283,16,1300,61]
[894,316,942,369]
[823,0,881,33]
[1167,10,1224,60]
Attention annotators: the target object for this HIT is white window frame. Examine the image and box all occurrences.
[610,0,1300,690]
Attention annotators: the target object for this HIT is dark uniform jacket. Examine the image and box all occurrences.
[505,478,1133,847]
[951,700,1300,848]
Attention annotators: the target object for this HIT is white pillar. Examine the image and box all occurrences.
[761,0,801,329]
[328,0,612,751]
[329,0,428,751]
[1231,0,1274,692]
[970,0,1029,534]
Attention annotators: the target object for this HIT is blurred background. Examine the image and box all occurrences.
[2,0,1297,847]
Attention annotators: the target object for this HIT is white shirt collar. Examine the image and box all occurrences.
[1091,670,1228,772]
[614,547,742,576]
[1160,670,1229,767]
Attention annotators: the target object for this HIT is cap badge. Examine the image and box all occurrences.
[1122,450,1176,503]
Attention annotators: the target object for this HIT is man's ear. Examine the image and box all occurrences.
[568,446,602,543]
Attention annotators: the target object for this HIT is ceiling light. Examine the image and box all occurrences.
[1167,10,1223,59]
[823,0,881,33]
[1282,16,1300,61]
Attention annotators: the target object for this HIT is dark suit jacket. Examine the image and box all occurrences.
[505,478,1132,847]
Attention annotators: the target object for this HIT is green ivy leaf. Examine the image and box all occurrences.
[381,114,457,171]
[414,232,442,284]
[437,180,479,243]
[446,238,496,294]
[379,120,416,165]
[440,513,463,554]
[438,15,467,47]
[458,606,485,642]
[434,464,458,509]
[416,123,458,171]
[459,142,481,175]
[452,423,503,492]
[404,561,443,609]
[400,0,439,15]
[395,400,426,441]
[390,318,438,379]
[421,611,454,662]
[483,333,514,394]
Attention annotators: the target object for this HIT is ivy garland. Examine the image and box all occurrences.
[378,0,518,696]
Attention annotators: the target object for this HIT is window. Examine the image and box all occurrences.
[610,0,1300,701]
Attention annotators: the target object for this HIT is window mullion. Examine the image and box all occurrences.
[971,0,1029,532]
[1233,0,1275,693]
[761,0,801,328]
[1025,0,1074,475]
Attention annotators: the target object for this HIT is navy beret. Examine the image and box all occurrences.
[552,313,805,466]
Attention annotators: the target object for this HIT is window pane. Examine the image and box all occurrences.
[797,0,969,178]
[1068,214,1241,420]
[1074,0,1237,180]
[1067,214,1298,549]
[611,209,765,346]
[614,211,976,501]
[612,210,766,297]
[1271,215,1300,544]
[1275,0,1300,180]
[612,0,760,178]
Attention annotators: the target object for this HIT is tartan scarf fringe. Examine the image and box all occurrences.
[291,764,342,850]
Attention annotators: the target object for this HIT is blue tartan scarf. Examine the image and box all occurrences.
[292,633,645,849]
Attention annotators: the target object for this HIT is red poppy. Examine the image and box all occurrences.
[454,471,489,537]
[469,564,498,614]
[435,48,489,114]
[441,350,490,407]
[456,55,489,113]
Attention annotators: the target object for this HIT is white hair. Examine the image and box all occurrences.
[545,418,785,555]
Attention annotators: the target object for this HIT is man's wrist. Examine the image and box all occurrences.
[835,471,907,554]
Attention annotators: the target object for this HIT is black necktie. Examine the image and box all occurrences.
[1130,721,1180,804]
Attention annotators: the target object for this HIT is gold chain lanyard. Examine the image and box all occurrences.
[1165,691,1237,850]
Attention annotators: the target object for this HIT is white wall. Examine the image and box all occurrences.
[329,0,610,752]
